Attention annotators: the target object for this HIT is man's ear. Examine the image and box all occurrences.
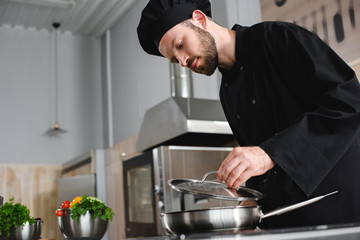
[191,10,208,29]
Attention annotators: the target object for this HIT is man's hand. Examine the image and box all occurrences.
[217,146,275,188]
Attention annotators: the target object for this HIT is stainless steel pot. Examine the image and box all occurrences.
[168,171,264,202]
[161,191,337,235]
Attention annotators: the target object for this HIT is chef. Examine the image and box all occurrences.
[137,0,360,228]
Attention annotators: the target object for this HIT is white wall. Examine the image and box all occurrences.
[0,25,103,164]
[109,0,169,145]
[108,0,262,144]
[0,0,262,164]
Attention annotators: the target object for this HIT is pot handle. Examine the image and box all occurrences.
[201,171,218,182]
[262,191,338,219]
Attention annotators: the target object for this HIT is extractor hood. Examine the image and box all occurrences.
[136,64,235,152]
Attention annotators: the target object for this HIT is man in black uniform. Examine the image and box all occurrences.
[137,0,360,228]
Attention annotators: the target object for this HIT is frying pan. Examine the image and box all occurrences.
[321,5,329,44]
[349,0,356,29]
[334,0,345,42]
[274,0,286,7]
[161,191,337,235]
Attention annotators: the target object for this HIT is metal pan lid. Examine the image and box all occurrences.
[168,171,263,201]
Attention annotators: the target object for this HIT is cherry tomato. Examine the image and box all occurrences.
[56,210,63,217]
[61,200,70,209]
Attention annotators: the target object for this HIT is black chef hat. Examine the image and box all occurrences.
[137,0,212,57]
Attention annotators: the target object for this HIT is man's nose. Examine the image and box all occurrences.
[178,56,189,67]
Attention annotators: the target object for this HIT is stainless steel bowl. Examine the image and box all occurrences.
[57,209,108,240]
[10,219,43,240]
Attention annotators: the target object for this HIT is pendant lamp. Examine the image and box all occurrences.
[45,22,67,137]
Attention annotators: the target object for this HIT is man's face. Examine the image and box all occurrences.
[159,21,218,76]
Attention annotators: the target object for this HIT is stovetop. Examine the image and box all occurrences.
[127,222,360,240]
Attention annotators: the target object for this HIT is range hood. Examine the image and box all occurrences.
[136,64,235,152]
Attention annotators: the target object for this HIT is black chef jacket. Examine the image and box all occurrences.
[219,22,360,228]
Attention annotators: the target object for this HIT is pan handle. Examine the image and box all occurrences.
[262,191,338,219]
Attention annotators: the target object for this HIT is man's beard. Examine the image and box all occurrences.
[187,23,218,76]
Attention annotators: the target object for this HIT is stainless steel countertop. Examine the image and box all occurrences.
[126,223,360,240]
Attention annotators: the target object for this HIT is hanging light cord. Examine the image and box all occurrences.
[53,22,60,129]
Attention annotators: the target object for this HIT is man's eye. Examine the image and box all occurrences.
[178,41,183,49]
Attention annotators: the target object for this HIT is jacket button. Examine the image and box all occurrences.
[251,100,256,104]
[224,82,229,87]
[236,114,241,119]
[240,66,244,70]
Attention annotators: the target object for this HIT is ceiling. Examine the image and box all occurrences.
[0,0,136,37]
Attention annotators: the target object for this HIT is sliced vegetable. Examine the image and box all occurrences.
[70,196,82,208]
